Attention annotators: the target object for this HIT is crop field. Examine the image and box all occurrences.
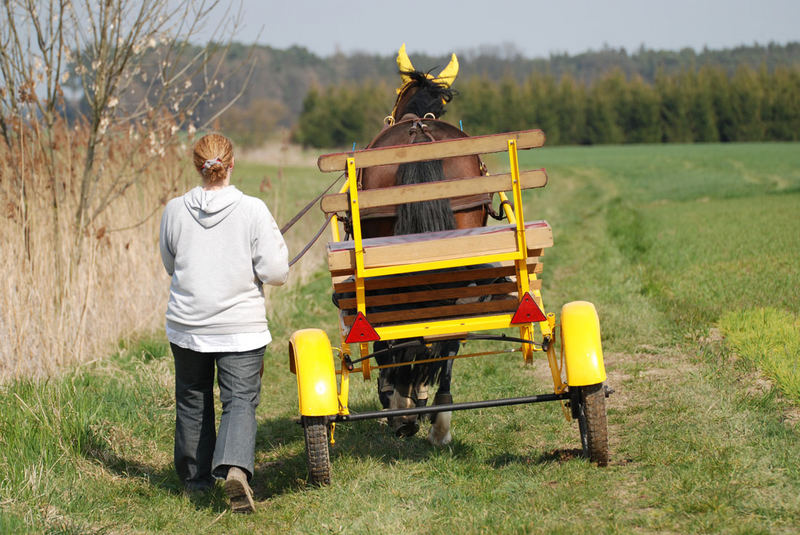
[1,142,799,534]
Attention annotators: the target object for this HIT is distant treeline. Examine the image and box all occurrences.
[111,41,800,146]
[294,64,800,148]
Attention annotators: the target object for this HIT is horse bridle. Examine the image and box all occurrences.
[403,115,505,222]
[405,113,438,143]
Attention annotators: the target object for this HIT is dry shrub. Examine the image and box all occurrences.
[0,120,190,380]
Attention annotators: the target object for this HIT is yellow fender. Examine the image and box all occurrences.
[288,329,338,417]
[561,301,607,386]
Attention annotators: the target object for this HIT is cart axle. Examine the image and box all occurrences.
[336,392,570,422]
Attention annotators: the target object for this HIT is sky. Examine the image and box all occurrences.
[213,0,800,58]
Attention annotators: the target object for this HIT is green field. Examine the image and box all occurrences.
[2,142,799,533]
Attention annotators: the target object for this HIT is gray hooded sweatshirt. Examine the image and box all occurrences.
[159,185,288,335]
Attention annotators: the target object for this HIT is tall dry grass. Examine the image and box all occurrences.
[0,121,191,380]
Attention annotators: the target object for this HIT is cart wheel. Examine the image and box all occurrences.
[573,383,609,466]
[302,416,331,485]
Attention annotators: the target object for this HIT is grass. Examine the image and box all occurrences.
[718,308,800,401]
[522,142,800,400]
[2,142,800,533]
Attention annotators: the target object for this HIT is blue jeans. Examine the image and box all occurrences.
[171,343,265,490]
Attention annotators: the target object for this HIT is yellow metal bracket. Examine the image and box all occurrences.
[348,157,367,312]
[337,346,351,416]
[506,140,535,363]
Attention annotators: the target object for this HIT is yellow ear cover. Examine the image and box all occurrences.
[434,53,459,88]
[397,43,414,84]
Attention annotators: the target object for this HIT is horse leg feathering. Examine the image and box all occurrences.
[389,345,422,437]
[427,341,456,445]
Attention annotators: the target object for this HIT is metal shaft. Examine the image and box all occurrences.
[336,392,569,422]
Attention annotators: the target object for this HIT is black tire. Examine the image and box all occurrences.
[574,383,609,466]
[302,416,331,485]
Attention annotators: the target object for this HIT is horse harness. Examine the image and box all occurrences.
[283,116,504,265]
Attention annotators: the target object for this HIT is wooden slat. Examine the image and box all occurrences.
[320,169,548,214]
[337,282,518,309]
[318,129,545,172]
[332,261,543,293]
[342,298,520,327]
[330,250,545,279]
[327,224,553,273]
[337,278,543,311]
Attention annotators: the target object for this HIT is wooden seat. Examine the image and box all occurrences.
[332,259,545,327]
[327,220,552,274]
[327,222,552,327]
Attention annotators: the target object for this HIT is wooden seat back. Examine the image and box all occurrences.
[317,128,545,172]
[319,128,551,327]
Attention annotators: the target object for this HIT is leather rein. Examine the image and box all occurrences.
[281,171,343,267]
[281,116,435,266]
[281,116,502,267]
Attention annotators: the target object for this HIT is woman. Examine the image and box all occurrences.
[159,133,288,513]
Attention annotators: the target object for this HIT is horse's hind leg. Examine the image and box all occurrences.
[414,382,428,408]
[428,341,458,446]
[373,341,393,410]
[389,347,421,438]
[390,386,420,437]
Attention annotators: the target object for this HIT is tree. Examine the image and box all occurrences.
[554,74,587,145]
[495,76,526,132]
[687,68,719,142]
[0,0,246,364]
[1,0,246,274]
[763,67,800,140]
[704,66,735,141]
[524,74,559,143]
[656,69,693,143]
[729,65,764,141]
[585,70,625,144]
[453,77,500,135]
[293,82,390,148]
[220,98,288,147]
[623,74,661,143]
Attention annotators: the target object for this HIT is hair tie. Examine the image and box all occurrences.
[201,158,222,171]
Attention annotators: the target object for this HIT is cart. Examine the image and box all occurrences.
[289,128,610,485]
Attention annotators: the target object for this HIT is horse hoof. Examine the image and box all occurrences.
[428,427,452,446]
[394,419,420,438]
[428,409,452,446]
[389,392,419,437]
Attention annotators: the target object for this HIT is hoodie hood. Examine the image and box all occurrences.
[183,185,244,228]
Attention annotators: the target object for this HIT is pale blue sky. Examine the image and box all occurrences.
[215,0,800,57]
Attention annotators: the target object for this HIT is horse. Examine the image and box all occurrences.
[358,46,491,445]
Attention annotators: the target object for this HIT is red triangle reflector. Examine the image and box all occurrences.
[511,292,547,324]
[345,312,380,344]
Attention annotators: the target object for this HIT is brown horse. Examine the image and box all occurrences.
[358,116,489,237]
[359,59,491,445]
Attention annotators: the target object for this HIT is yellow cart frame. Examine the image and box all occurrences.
[289,126,609,476]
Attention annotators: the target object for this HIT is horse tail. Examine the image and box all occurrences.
[426,340,458,388]
[394,156,455,235]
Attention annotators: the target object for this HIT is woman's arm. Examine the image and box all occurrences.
[159,205,176,276]
[252,203,289,286]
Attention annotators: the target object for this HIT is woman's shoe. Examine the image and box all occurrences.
[224,466,255,513]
